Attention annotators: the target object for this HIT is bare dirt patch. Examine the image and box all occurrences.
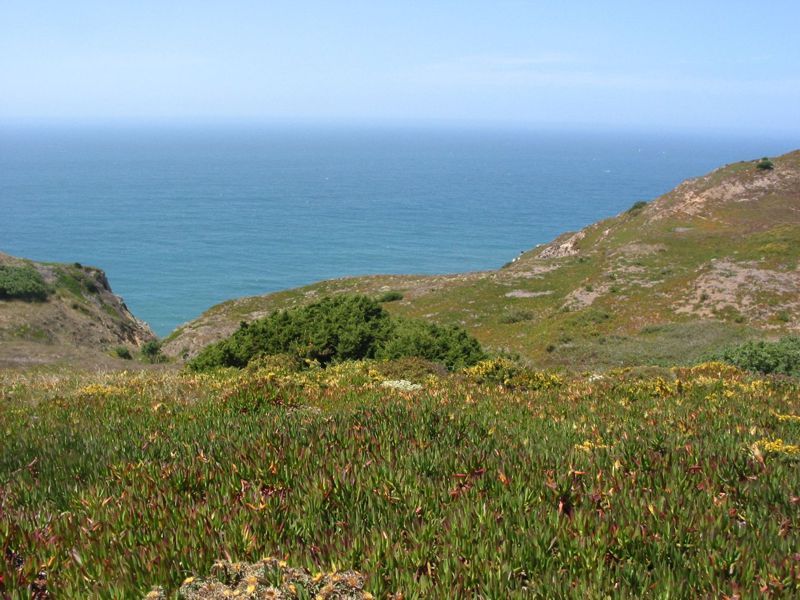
[648,168,798,224]
[504,289,553,298]
[563,283,611,309]
[537,231,586,259]
[612,243,666,258]
[675,260,800,328]
[501,262,562,279]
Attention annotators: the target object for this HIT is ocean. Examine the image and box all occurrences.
[1,124,796,336]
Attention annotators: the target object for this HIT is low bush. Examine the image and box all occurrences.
[113,346,133,360]
[713,336,800,376]
[378,318,485,370]
[756,157,774,171]
[626,200,648,214]
[499,309,534,324]
[377,291,403,302]
[141,340,165,364]
[189,295,485,371]
[462,357,564,390]
[463,357,520,385]
[0,265,49,301]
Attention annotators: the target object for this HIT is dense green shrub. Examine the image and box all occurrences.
[141,340,165,364]
[756,157,774,171]
[190,295,391,370]
[499,309,534,324]
[113,346,133,360]
[714,336,800,376]
[0,265,49,301]
[377,291,404,302]
[626,200,648,214]
[378,318,485,370]
[189,295,485,371]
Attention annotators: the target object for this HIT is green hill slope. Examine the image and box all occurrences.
[164,151,800,369]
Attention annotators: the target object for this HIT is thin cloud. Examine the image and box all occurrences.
[402,55,800,95]
[414,53,581,75]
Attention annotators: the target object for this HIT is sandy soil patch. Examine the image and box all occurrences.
[563,283,611,309]
[612,243,666,258]
[504,290,553,298]
[648,169,796,223]
[675,260,800,328]
[537,231,585,259]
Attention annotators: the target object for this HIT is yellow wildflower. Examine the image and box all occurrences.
[774,412,800,423]
[756,438,800,456]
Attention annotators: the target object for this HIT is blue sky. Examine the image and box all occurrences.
[1,1,799,133]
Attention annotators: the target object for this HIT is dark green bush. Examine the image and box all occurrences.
[113,346,133,360]
[190,295,392,370]
[626,200,648,214]
[141,340,165,364]
[0,265,49,301]
[756,157,774,171]
[713,336,800,376]
[189,295,485,371]
[377,291,404,303]
[499,309,534,324]
[378,318,486,370]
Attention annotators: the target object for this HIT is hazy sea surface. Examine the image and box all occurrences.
[1,124,796,335]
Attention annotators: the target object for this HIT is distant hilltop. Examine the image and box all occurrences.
[163,151,800,370]
[0,253,154,368]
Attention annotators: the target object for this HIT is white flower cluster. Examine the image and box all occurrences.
[380,379,423,392]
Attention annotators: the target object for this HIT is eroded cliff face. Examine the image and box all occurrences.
[0,253,155,367]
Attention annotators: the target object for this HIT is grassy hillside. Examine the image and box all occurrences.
[164,151,800,370]
[0,253,155,368]
[1,362,798,597]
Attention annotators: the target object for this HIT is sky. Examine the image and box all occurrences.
[1,1,799,134]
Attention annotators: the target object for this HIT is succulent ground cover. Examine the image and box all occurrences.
[1,360,799,597]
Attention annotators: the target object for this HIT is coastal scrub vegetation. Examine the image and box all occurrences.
[715,335,800,376]
[0,265,49,301]
[113,346,133,360]
[626,200,648,214]
[141,340,166,364]
[757,157,775,171]
[188,295,485,371]
[1,361,798,597]
[376,291,403,303]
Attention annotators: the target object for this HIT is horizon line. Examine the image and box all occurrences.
[1,116,798,139]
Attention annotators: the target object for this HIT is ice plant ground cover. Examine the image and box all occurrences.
[0,360,799,597]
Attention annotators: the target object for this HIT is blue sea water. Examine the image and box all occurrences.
[1,124,796,336]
